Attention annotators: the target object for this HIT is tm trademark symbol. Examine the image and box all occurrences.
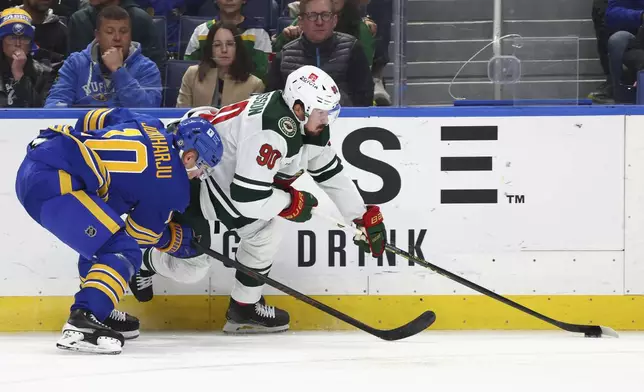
[506,194,525,204]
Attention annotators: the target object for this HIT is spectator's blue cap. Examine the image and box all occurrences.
[0,8,38,52]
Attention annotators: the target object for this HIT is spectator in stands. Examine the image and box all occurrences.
[601,0,644,102]
[273,0,375,69]
[67,0,164,66]
[0,7,53,107]
[20,0,68,67]
[52,0,80,19]
[589,0,612,103]
[177,21,262,107]
[621,18,644,77]
[45,5,161,107]
[364,0,391,105]
[267,0,373,106]
[183,0,271,82]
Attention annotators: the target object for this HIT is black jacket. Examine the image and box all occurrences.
[18,7,68,67]
[266,32,374,107]
[66,0,164,66]
[0,57,53,107]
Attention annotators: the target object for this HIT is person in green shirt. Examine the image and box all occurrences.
[183,0,272,82]
[272,0,375,69]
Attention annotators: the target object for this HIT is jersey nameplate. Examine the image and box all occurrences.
[248,92,272,116]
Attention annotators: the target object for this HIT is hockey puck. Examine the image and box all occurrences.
[585,332,601,338]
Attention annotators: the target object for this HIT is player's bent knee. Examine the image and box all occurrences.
[150,249,211,283]
[95,230,142,281]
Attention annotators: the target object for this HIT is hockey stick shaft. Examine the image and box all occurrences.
[315,212,618,338]
[192,240,436,341]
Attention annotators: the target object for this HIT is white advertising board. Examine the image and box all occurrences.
[0,114,629,297]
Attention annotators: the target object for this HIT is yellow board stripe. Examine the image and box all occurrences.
[58,170,72,195]
[70,190,120,234]
[90,264,127,293]
[86,271,125,299]
[82,281,118,306]
[79,276,86,284]
[4,295,644,332]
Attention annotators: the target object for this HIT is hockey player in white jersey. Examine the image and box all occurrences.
[130,66,387,333]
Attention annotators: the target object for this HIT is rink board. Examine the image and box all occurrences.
[1,106,644,331]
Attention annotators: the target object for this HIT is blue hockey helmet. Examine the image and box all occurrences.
[174,117,224,170]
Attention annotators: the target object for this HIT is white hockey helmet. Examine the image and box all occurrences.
[282,65,341,126]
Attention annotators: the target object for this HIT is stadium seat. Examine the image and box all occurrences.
[277,16,293,33]
[164,60,199,108]
[179,16,212,59]
[152,16,167,55]
[268,0,279,34]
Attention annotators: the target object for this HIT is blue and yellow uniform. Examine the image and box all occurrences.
[15,108,190,322]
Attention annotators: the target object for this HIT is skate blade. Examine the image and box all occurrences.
[222,321,290,335]
[119,330,140,340]
[56,330,122,355]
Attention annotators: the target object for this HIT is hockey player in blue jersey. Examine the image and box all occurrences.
[15,108,223,355]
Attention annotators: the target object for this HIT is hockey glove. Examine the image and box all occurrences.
[353,205,386,257]
[279,186,318,223]
[157,222,199,259]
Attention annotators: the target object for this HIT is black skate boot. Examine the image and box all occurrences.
[223,297,290,334]
[103,309,140,340]
[57,309,125,355]
[129,249,155,302]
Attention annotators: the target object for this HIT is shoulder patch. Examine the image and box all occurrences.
[278,117,297,138]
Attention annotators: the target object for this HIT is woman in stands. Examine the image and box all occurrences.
[177,21,264,108]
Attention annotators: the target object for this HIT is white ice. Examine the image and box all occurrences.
[1,331,643,392]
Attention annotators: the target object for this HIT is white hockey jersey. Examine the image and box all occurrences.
[197,91,366,229]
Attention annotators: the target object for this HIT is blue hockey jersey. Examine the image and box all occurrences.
[23,108,190,247]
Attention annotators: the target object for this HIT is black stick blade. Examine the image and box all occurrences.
[373,310,437,341]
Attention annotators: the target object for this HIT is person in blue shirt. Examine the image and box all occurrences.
[15,108,223,355]
[44,5,161,108]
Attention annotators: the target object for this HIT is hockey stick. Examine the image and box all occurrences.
[315,212,619,338]
[192,240,436,341]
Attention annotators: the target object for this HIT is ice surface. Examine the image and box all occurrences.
[1,331,643,392]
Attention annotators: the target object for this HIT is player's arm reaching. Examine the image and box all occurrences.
[230,131,318,223]
[307,142,386,257]
[125,207,196,259]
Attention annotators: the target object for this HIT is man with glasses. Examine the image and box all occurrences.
[266,0,373,107]
[0,7,53,107]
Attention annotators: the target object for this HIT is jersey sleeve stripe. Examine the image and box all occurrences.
[308,155,339,174]
[50,126,109,193]
[233,174,273,188]
[205,177,243,217]
[97,109,114,130]
[83,108,110,131]
[230,183,274,203]
[58,170,73,195]
[310,160,344,183]
[125,217,162,243]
